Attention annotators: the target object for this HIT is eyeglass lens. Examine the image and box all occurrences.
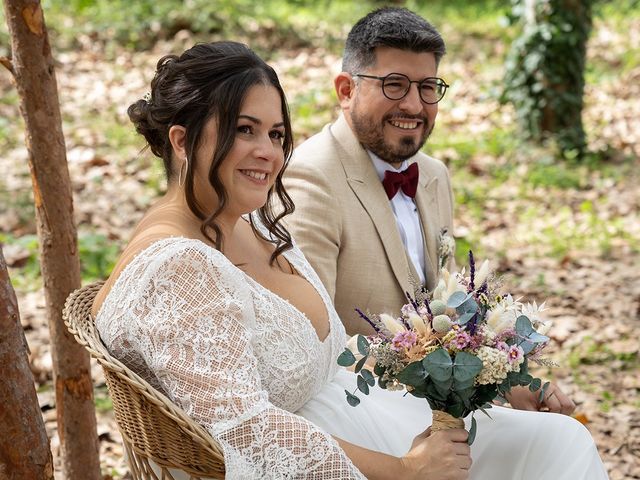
[382,74,446,103]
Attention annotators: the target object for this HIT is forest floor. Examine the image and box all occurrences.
[1,9,639,480]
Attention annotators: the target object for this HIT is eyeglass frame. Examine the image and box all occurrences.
[352,72,450,104]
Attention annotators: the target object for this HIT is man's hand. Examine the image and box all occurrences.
[505,383,576,415]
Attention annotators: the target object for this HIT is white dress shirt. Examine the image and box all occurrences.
[369,152,426,285]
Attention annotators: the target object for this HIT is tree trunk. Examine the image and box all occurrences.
[1,1,101,478]
[0,247,54,479]
[503,0,593,157]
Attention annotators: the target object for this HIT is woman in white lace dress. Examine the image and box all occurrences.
[92,41,608,480]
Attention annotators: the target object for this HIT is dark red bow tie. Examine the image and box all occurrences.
[382,162,419,199]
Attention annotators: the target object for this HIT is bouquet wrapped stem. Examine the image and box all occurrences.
[338,246,553,445]
[431,410,465,433]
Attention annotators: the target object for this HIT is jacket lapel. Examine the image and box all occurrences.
[414,173,439,291]
[331,114,415,299]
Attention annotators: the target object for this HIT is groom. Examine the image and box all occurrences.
[284,7,453,337]
[284,7,575,415]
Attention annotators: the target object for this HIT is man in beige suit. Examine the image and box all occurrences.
[284,7,454,337]
[285,7,577,414]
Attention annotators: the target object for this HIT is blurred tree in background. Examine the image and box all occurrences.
[502,0,594,159]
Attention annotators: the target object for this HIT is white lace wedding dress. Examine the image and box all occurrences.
[96,217,609,480]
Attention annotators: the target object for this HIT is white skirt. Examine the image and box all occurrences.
[297,368,609,480]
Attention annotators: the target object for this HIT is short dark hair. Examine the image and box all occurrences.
[127,41,294,262]
[342,7,446,73]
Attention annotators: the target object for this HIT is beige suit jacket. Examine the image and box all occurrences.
[284,114,455,336]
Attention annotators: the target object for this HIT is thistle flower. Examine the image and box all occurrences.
[432,314,453,333]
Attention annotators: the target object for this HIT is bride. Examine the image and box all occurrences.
[92,41,608,479]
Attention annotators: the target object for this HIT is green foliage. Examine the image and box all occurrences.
[0,231,120,290]
[0,234,41,289]
[526,161,585,189]
[78,233,120,281]
[502,0,594,156]
[94,386,113,413]
[568,336,639,369]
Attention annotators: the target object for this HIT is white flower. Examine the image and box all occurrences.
[485,295,520,335]
[433,269,467,303]
[379,313,406,335]
[475,346,510,385]
[521,301,553,335]
[474,259,491,287]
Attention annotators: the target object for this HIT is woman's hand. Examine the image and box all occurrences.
[400,427,472,480]
[506,383,576,415]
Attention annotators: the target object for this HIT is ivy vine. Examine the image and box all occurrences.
[502,0,594,158]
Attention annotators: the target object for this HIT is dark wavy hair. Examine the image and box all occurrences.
[127,41,295,263]
[342,7,446,74]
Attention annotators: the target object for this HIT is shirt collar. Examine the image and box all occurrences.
[368,151,410,182]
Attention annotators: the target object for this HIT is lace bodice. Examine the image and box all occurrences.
[96,217,365,479]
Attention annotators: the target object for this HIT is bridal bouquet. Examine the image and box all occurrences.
[338,234,554,443]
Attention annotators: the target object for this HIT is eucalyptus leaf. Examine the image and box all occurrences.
[520,374,533,386]
[453,351,483,382]
[479,406,493,418]
[357,375,370,395]
[453,377,475,391]
[529,377,542,392]
[447,402,466,418]
[539,381,550,403]
[345,390,361,407]
[447,292,471,308]
[361,369,375,387]
[519,340,536,355]
[354,355,368,373]
[425,381,449,402]
[457,312,476,325]
[515,315,534,335]
[447,291,470,309]
[516,316,549,344]
[454,387,475,405]
[458,297,478,314]
[337,349,356,367]
[423,349,453,382]
[397,361,428,387]
[356,335,370,356]
[433,377,454,397]
[374,362,386,377]
[467,416,477,445]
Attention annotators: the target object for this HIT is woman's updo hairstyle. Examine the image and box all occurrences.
[127,41,295,262]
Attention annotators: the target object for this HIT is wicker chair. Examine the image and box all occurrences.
[63,282,225,480]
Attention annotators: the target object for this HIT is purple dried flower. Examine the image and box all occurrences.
[468,250,476,292]
[355,308,380,333]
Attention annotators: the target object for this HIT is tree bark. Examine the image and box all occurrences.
[0,247,54,479]
[1,1,101,478]
[503,0,592,156]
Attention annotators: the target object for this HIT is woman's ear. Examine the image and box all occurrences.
[334,73,356,111]
[168,125,187,160]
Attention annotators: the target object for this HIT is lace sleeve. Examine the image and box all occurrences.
[129,243,365,479]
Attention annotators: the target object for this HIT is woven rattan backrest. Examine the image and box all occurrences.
[63,282,225,480]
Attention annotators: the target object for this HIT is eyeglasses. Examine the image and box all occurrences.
[353,72,449,104]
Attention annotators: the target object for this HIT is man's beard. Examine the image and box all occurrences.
[350,107,433,164]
